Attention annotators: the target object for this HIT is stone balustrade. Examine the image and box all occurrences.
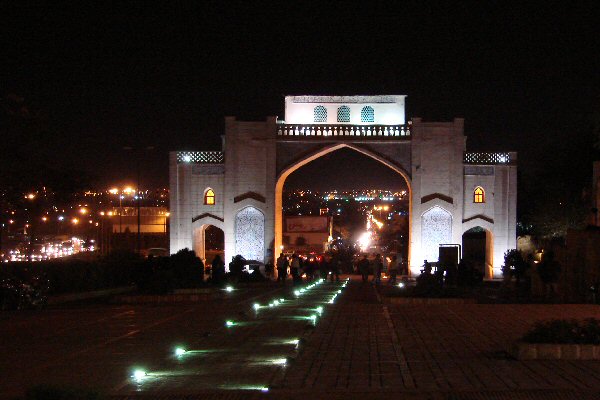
[276,123,411,139]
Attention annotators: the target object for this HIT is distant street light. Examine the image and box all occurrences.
[123,145,154,255]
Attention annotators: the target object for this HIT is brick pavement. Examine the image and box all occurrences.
[2,278,600,399]
[277,278,600,399]
[0,284,295,398]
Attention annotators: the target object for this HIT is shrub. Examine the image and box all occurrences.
[501,249,529,282]
[26,384,104,400]
[523,319,600,344]
[169,248,204,288]
[132,248,204,293]
[0,252,142,295]
[413,273,442,297]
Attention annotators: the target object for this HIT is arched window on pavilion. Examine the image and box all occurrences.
[337,105,350,122]
[360,106,374,122]
[473,187,485,203]
[204,189,215,205]
[314,106,327,122]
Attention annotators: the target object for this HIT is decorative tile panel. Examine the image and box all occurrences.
[235,207,264,261]
[421,206,452,262]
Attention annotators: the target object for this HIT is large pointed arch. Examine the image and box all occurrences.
[274,142,412,263]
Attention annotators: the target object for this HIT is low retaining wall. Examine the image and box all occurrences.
[114,291,224,304]
[47,286,135,305]
[513,342,600,360]
[385,297,476,305]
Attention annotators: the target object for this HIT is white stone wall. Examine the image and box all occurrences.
[409,118,466,274]
[169,152,225,256]
[285,95,406,125]
[462,163,517,278]
[223,117,277,264]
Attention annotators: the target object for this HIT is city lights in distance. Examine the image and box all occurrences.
[225,320,235,327]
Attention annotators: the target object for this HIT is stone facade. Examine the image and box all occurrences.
[170,95,517,279]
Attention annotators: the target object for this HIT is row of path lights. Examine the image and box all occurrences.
[129,277,350,392]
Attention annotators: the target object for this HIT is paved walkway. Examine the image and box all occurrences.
[279,279,600,398]
[1,278,600,399]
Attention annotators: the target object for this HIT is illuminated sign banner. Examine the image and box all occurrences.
[285,216,329,233]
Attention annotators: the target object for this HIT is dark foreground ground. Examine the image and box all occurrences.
[1,276,600,400]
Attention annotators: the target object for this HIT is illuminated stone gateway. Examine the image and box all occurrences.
[170,95,517,279]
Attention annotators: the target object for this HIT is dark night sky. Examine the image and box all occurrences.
[2,2,599,191]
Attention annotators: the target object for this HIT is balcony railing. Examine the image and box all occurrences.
[463,152,516,165]
[277,123,411,139]
[177,151,224,164]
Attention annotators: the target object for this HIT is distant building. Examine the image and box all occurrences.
[283,216,331,253]
[108,207,169,233]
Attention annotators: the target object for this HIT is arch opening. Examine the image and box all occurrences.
[275,143,411,271]
[193,224,224,265]
[461,226,493,279]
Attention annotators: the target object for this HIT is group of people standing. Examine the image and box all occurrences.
[274,253,340,284]
[357,253,405,285]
